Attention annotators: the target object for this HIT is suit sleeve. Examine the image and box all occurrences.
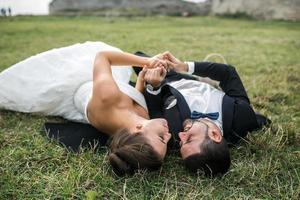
[193,62,250,103]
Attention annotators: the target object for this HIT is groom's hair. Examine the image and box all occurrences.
[108,129,163,176]
[183,134,230,177]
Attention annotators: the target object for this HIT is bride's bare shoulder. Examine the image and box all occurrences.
[91,78,122,107]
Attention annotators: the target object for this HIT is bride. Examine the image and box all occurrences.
[0,41,171,176]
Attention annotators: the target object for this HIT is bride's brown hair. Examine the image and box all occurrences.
[108,129,163,176]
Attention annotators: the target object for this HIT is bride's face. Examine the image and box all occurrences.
[140,119,171,158]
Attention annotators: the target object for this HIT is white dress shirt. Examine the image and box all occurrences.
[147,62,225,134]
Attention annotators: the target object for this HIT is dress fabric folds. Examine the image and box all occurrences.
[0,41,138,123]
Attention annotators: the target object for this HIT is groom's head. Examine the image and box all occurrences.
[178,119,230,176]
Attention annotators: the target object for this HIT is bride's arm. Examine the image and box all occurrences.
[93,51,165,81]
[91,51,165,105]
[96,51,151,67]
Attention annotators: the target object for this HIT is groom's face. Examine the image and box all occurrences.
[178,119,210,159]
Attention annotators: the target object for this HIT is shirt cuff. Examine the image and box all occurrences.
[146,85,162,95]
[184,61,195,74]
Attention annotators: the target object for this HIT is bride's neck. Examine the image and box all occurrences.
[133,103,149,119]
[116,110,146,134]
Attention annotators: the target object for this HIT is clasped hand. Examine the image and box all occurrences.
[140,52,188,88]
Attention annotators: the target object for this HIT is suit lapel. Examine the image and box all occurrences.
[168,86,191,121]
[164,71,193,121]
[162,95,182,147]
[160,81,191,132]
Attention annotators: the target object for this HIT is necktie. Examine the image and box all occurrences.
[190,111,219,120]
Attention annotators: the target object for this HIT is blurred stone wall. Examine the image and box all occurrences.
[211,0,300,21]
[49,0,211,16]
[49,0,300,21]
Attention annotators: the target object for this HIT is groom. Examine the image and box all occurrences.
[138,51,270,176]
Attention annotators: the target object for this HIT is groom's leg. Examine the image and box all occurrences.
[44,122,109,152]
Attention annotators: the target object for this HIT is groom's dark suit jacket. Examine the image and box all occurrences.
[143,61,260,147]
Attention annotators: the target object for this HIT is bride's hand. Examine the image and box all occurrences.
[135,68,148,92]
[144,66,167,88]
[147,56,167,69]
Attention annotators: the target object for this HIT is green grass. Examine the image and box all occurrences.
[0,16,299,199]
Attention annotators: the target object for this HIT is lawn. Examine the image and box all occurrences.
[0,16,299,199]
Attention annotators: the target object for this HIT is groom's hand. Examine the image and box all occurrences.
[162,51,188,73]
[147,55,167,69]
[144,67,167,88]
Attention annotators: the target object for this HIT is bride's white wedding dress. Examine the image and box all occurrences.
[0,41,147,123]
